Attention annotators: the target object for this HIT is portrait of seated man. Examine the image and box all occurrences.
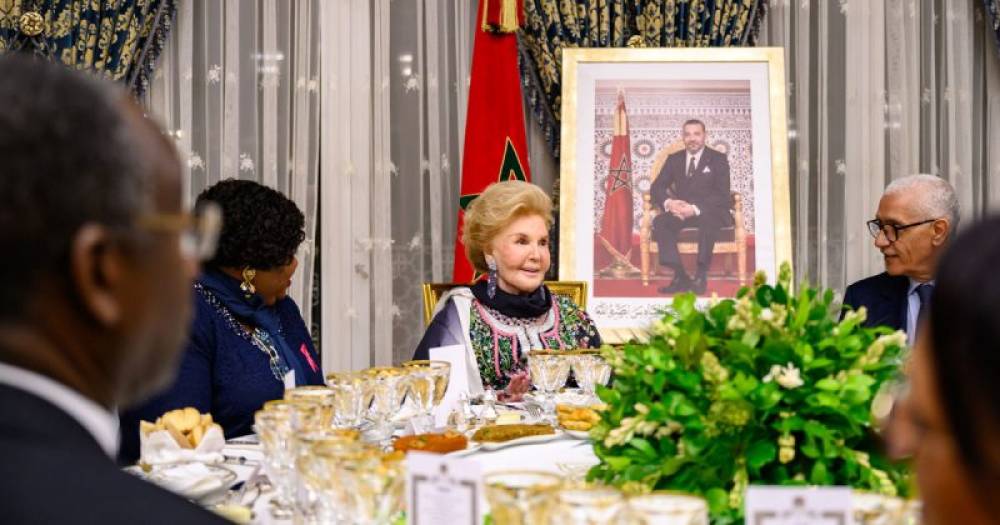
[649,118,733,294]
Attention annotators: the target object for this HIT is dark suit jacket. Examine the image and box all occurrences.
[0,384,228,524]
[649,146,733,225]
[842,272,910,331]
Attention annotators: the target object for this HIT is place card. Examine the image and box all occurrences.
[745,486,851,525]
[429,344,473,427]
[406,452,484,525]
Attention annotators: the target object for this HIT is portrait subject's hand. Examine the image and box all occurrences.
[499,369,531,402]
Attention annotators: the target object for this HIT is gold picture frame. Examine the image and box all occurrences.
[558,47,792,343]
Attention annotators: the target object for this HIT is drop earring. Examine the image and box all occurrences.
[240,266,256,299]
[486,258,498,299]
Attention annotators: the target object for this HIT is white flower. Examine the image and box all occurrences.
[764,363,804,389]
[760,308,775,322]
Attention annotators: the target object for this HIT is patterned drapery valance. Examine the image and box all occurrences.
[520,0,769,159]
[0,0,176,96]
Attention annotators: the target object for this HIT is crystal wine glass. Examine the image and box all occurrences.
[527,350,571,423]
[484,470,562,525]
[626,492,709,525]
[326,372,368,429]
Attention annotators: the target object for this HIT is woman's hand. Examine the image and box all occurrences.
[499,369,531,402]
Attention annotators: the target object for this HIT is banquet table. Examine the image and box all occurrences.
[222,433,599,524]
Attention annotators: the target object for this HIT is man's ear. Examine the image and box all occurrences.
[931,219,950,246]
[70,224,125,326]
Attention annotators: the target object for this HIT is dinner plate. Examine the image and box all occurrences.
[470,430,564,451]
[125,463,237,503]
[562,429,590,440]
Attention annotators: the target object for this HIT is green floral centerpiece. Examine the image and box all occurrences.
[588,263,911,524]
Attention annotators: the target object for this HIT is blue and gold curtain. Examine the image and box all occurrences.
[0,0,176,96]
[520,0,769,158]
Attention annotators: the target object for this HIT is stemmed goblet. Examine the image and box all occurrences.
[527,350,571,424]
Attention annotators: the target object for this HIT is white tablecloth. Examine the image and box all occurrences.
[230,435,597,524]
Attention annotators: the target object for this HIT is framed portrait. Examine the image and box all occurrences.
[558,48,792,342]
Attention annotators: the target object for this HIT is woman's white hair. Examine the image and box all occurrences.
[883,174,960,231]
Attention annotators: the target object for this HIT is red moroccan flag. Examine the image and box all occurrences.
[599,90,635,263]
[453,0,531,282]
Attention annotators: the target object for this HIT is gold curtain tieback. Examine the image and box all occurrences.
[18,11,44,37]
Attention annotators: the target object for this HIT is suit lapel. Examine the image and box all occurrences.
[0,384,109,459]
[875,274,909,331]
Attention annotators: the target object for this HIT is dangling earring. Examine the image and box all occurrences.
[240,266,256,299]
[486,258,498,299]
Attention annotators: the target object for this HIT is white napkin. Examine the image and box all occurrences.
[140,426,226,466]
[155,463,225,495]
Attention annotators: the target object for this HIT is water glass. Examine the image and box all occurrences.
[569,354,612,404]
[361,367,410,443]
[527,351,571,422]
[254,409,297,518]
[626,492,708,525]
[555,486,627,524]
[484,470,562,525]
[325,372,368,429]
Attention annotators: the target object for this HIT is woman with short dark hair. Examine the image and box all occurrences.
[119,179,322,462]
[893,216,1000,524]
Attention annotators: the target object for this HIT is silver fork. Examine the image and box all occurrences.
[523,402,542,422]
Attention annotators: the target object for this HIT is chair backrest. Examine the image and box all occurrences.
[421,281,589,326]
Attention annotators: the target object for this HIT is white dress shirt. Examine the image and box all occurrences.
[906,278,935,346]
[685,148,704,174]
[0,361,119,458]
[664,148,706,216]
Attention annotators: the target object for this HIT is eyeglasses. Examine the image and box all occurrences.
[866,218,939,243]
[137,201,222,261]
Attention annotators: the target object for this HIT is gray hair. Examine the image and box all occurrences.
[883,174,960,232]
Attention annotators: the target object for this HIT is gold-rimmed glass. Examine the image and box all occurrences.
[340,449,406,524]
[285,385,335,428]
[569,354,612,405]
[484,470,562,525]
[293,431,365,523]
[402,360,451,430]
[262,398,325,431]
[555,486,627,524]
[361,367,410,442]
[326,372,368,429]
[254,409,296,518]
[527,350,572,423]
[626,491,708,525]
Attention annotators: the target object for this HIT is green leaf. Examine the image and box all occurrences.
[810,460,831,484]
[604,456,632,470]
[774,415,805,433]
[672,292,696,319]
[741,329,761,348]
[660,456,686,476]
[756,285,775,306]
[596,385,620,405]
[816,378,841,391]
[746,440,778,469]
[803,420,833,439]
[705,488,730,515]
[629,438,658,460]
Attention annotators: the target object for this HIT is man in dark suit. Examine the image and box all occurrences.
[0,57,226,523]
[843,174,958,344]
[650,119,732,294]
